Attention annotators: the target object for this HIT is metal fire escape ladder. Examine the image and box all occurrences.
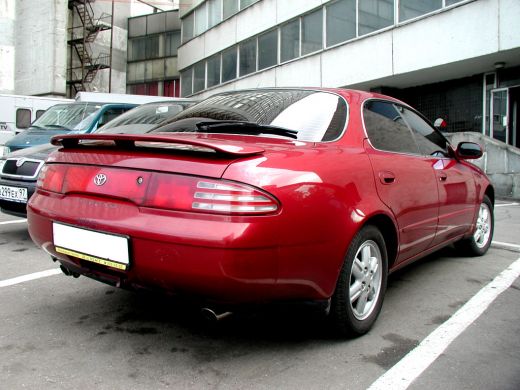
[67,0,112,95]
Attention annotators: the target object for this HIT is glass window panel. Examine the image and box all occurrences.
[207,55,221,87]
[223,0,238,19]
[128,17,146,37]
[400,107,448,156]
[181,68,193,97]
[208,0,222,28]
[302,9,323,55]
[36,110,45,120]
[280,19,300,63]
[182,13,194,42]
[165,57,179,77]
[146,36,160,59]
[222,46,237,82]
[326,0,356,47]
[258,29,278,70]
[128,38,146,61]
[399,0,441,22]
[193,62,206,93]
[359,0,394,36]
[194,3,207,36]
[239,38,257,76]
[16,109,31,129]
[240,0,257,10]
[363,100,419,154]
[446,0,464,5]
[152,59,165,79]
[165,31,181,57]
[146,13,166,34]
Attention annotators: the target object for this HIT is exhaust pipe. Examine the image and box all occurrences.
[200,308,233,323]
[60,265,80,278]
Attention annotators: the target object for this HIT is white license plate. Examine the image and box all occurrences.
[0,185,28,203]
[53,223,130,270]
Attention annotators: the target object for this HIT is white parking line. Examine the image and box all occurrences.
[368,256,520,390]
[495,203,519,207]
[492,241,520,252]
[0,269,61,288]
[0,219,27,225]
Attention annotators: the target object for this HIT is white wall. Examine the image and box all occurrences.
[0,0,15,93]
[179,0,520,99]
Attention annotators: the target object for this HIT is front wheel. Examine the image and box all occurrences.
[330,225,388,337]
[455,195,494,256]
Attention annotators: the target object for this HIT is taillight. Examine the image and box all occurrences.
[144,175,279,215]
[37,164,67,193]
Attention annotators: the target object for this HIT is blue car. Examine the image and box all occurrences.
[4,102,136,153]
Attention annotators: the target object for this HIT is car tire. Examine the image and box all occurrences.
[455,195,494,256]
[330,225,388,337]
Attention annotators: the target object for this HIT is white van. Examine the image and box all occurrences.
[0,94,73,155]
[75,92,180,104]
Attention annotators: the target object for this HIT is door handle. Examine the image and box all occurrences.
[439,172,448,182]
[379,171,395,185]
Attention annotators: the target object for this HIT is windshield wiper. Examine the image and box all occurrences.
[196,120,298,139]
[45,124,71,130]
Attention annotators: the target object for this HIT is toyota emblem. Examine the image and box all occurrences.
[94,173,107,186]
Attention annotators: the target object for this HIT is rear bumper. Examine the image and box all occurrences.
[28,191,341,303]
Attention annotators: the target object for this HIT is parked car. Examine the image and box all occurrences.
[0,101,195,217]
[27,88,494,336]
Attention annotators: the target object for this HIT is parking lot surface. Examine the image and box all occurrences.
[1,201,519,389]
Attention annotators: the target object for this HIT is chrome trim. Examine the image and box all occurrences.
[1,158,45,180]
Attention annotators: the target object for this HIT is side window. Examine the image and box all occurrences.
[99,108,126,127]
[400,107,449,157]
[36,110,46,120]
[16,108,32,129]
[363,100,420,154]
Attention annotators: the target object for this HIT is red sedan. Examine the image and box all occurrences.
[27,88,494,336]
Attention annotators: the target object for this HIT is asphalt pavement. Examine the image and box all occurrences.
[0,200,519,389]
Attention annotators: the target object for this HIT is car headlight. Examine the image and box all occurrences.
[1,146,9,157]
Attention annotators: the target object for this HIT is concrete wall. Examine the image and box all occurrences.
[178,0,520,99]
[0,0,15,94]
[15,0,68,97]
[445,132,520,199]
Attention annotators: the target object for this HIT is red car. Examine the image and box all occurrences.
[27,88,494,336]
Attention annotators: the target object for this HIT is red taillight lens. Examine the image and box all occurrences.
[37,164,67,193]
[144,175,279,215]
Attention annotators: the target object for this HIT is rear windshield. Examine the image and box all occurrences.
[31,103,102,132]
[97,102,192,134]
[153,89,348,142]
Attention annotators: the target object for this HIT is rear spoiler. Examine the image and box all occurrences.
[51,133,265,157]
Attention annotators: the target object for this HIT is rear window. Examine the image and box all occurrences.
[154,89,348,142]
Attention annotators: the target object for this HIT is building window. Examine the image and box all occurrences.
[207,54,221,88]
[181,69,193,96]
[128,37,146,61]
[16,109,31,129]
[127,82,158,96]
[145,35,161,59]
[165,31,181,57]
[193,62,206,93]
[194,3,207,36]
[164,80,180,97]
[358,0,394,36]
[258,29,278,70]
[223,0,238,19]
[326,0,356,47]
[280,19,300,63]
[222,46,238,82]
[182,12,194,42]
[208,0,222,28]
[399,0,441,22]
[239,38,257,77]
[240,0,258,10]
[302,8,323,56]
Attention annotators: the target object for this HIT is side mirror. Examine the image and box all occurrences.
[456,142,483,160]
[434,118,447,129]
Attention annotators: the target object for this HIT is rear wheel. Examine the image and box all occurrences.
[455,195,494,256]
[330,225,388,337]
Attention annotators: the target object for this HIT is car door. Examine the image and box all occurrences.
[399,107,477,245]
[363,100,439,263]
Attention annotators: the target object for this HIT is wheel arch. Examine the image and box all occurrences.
[363,213,399,269]
[484,184,495,206]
